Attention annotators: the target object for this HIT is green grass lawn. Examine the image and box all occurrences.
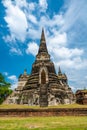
[0,116,87,130]
[0,103,87,109]
[0,104,87,130]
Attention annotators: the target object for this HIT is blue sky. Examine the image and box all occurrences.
[0,0,87,91]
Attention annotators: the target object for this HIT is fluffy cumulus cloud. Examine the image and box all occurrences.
[39,0,48,12]
[3,0,28,42]
[8,75,17,81]
[8,75,18,89]
[14,0,28,8]
[55,57,87,69]
[47,32,67,48]
[53,48,83,59]
[26,42,39,56]
[3,34,16,43]
[28,2,36,11]
[10,47,22,55]
[28,14,37,24]
[49,47,83,61]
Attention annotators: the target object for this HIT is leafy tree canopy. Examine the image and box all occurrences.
[0,73,12,104]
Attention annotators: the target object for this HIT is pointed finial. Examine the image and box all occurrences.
[58,66,62,75]
[38,28,48,54]
[41,28,45,41]
[24,69,27,75]
[36,28,50,61]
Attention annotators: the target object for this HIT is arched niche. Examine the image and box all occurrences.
[39,67,48,84]
[41,70,46,84]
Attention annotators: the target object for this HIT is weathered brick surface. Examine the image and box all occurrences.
[0,108,87,117]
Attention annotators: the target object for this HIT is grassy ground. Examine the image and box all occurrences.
[0,116,87,130]
[0,103,87,109]
[0,104,87,130]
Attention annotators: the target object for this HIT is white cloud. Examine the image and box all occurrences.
[8,75,17,82]
[39,0,48,12]
[28,14,37,24]
[28,2,36,11]
[39,14,64,28]
[50,47,83,60]
[3,34,16,43]
[3,0,28,42]
[11,82,18,90]
[60,0,87,32]
[15,0,27,8]
[10,47,22,55]
[47,32,67,48]
[70,86,76,91]
[28,29,41,39]
[26,42,39,56]
[55,57,87,70]
[67,68,87,91]
[8,75,18,89]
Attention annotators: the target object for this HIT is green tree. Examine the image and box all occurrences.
[0,73,12,104]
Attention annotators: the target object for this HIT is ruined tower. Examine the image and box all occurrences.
[6,29,74,106]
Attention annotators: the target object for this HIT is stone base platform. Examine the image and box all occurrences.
[0,108,87,117]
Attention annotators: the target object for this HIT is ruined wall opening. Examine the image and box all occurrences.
[41,70,46,84]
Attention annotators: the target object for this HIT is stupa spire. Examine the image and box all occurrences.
[38,28,48,53]
[41,28,46,41]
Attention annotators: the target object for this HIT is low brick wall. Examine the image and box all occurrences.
[0,108,87,117]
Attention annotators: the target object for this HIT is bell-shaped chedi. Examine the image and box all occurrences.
[5,29,75,106]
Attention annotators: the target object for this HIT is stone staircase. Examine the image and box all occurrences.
[39,84,48,107]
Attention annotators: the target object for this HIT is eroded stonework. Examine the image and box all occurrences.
[5,29,75,107]
[76,90,87,104]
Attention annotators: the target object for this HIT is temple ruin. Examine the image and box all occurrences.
[6,29,74,107]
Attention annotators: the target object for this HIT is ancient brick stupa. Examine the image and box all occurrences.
[6,29,74,107]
